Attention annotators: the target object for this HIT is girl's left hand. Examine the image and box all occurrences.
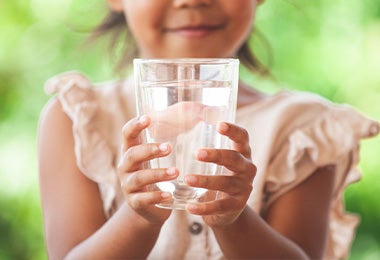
[184,122,256,227]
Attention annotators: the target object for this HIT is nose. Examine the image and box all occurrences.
[173,0,213,8]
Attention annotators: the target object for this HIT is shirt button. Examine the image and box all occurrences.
[189,222,203,235]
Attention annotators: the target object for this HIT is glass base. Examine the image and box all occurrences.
[154,185,219,210]
[155,198,196,210]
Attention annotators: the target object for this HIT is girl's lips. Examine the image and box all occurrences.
[165,25,223,38]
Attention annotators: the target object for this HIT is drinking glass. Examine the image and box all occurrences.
[134,58,239,210]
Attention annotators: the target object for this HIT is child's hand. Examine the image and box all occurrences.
[184,122,256,227]
[145,101,222,142]
[117,115,178,225]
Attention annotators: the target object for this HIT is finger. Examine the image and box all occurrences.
[128,191,173,210]
[186,198,245,215]
[121,115,150,153]
[196,149,257,178]
[185,174,252,196]
[118,142,171,172]
[217,122,251,158]
[120,168,178,194]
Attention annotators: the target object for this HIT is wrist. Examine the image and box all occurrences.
[119,203,164,232]
[211,206,251,232]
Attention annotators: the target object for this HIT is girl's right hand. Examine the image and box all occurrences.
[117,115,178,225]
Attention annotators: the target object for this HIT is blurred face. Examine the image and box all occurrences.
[111,0,259,58]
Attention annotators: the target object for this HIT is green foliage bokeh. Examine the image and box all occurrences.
[0,1,379,259]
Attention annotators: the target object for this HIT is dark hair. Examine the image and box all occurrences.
[91,11,271,76]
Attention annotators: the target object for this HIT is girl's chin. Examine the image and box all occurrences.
[149,50,232,59]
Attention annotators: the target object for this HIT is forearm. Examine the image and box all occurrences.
[65,203,162,260]
[212,206,309,259]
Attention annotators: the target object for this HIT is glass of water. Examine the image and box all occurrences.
[134,58,239,210]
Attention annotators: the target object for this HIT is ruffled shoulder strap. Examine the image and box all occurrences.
[263,91,379,259]
[45,71,96,116]
[44,71,119,217]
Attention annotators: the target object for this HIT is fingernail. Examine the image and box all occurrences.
[138,115,148,125]
[161,192,171,199]
[186,204,198,212]
[217,122,229,132]
[159,143,169,152]
[166,167,177,176]
[197,150,208,160]
[185,175,197,185]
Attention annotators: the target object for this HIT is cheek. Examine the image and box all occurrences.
[123,2,165,44]
[224,1,256,52]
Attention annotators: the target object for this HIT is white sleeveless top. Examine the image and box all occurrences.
[45,71,379,260]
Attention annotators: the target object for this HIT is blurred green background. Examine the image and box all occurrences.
[1,0,379,259]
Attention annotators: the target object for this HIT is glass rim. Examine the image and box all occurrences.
[133,58,239,65]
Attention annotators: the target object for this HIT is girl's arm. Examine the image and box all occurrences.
[212,165,335,259]
[38,99,162,259]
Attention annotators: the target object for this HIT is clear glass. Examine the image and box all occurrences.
[134,58,239,210]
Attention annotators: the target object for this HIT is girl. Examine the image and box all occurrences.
[38,0,379,259]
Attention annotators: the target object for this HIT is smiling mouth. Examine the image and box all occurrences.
[164,25,224,38]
